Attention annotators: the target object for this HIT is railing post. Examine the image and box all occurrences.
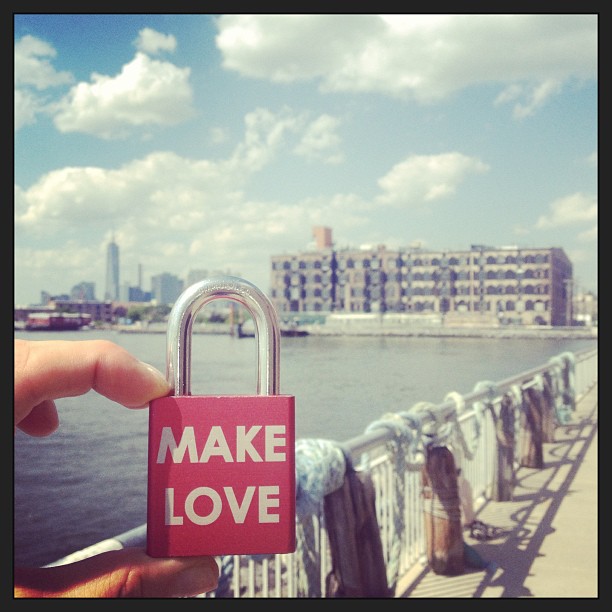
[493,393,515,501]
[421,446,464,575]
[541,373,556,443]
[520,386,544,468]
[324,459,390,597]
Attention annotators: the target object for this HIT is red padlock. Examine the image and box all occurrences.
[147,276,296,557]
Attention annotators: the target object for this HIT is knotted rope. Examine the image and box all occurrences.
[363,410,427,591]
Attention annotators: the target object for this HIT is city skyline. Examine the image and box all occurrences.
[15,15,597,305]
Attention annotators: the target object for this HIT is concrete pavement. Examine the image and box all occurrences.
[400,382,598,598]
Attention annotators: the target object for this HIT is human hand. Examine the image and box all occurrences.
[14,339,220,598]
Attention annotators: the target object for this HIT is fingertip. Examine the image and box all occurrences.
[113,360,172,408]
[16,400,60,437]
[137,361,170,389]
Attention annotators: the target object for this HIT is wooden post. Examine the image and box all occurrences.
[421,446,464,575]
[493,393,515,501]
[541,373,556,443]
[324,464,390,597]
[520,386,544,468]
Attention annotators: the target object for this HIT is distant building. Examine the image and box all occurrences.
[41,291,70,305]
[312,226,333,250]
[270,228,574,327]
[127,286,152,302]
[151,272,184,305]
[186,269,210,288]
[49,299,114,324]
[105,237,120,301]
[573,290,598,327]
[71,281,96,301]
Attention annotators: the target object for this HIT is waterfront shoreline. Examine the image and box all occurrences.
[302,323,597,340]
[109,323,596,340]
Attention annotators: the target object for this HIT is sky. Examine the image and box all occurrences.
[14,14,598,306]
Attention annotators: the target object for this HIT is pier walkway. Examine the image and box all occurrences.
[398,382,598,598]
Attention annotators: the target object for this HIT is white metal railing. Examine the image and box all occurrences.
[48,347,597,597]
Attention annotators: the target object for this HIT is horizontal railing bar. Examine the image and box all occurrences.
[346,347,595,460]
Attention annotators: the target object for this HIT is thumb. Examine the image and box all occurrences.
[14,548,219,598]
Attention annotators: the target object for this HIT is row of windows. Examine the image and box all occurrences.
[273,252,551,271]
[306,299,549,313]
[276,269,551,286]
[385,285,549,297]
[274,286,550,302]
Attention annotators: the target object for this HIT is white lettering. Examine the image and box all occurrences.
[199,426,233,462]
[155,425,288,464]
[236,426,262,462]
[224,486,256,523]
[184,487,222,525]
[157,426,198,464]
[165,487,183,525]
[259,486,280,523]
[163,486,281,525]
[265,426,286,461]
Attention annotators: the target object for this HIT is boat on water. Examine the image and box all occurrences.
[237,320,309,338]
[23,312,92,331]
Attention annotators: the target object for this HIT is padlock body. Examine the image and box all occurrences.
[147,395,295,557]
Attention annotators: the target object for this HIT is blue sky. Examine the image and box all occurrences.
[14,14,598,306]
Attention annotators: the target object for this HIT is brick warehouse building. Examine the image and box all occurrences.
[270,227,573,327]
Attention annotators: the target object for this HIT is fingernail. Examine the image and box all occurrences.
[138,361,170,388]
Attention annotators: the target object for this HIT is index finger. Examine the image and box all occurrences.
[14,339,171,428]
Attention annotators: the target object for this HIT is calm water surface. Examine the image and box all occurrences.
[14,329,595,567]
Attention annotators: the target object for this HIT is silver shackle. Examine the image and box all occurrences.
[164,275,281,396]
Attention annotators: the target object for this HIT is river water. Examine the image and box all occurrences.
[14,329,595,567]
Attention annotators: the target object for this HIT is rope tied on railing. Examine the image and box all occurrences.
[364,411,426,470]
[548,352,576,424]
[445,390,480,462]
[509,383,524,410]
[362,410,427,591]
[411,400,445,440]
[294,438,347,597]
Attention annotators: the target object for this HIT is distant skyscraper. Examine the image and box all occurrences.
[105,237,120,301]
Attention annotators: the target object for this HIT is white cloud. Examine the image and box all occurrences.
[14,89,43,130]
[14,35,73,89]
[14,35,74,132]
[535,192,597,228]
[375,152,489,206]
[215,14,596,112]
[134,28,177,55]
[293,114,344,164]
[226,107,305,173]
[495,79,562,119]
[52,52,195,139]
